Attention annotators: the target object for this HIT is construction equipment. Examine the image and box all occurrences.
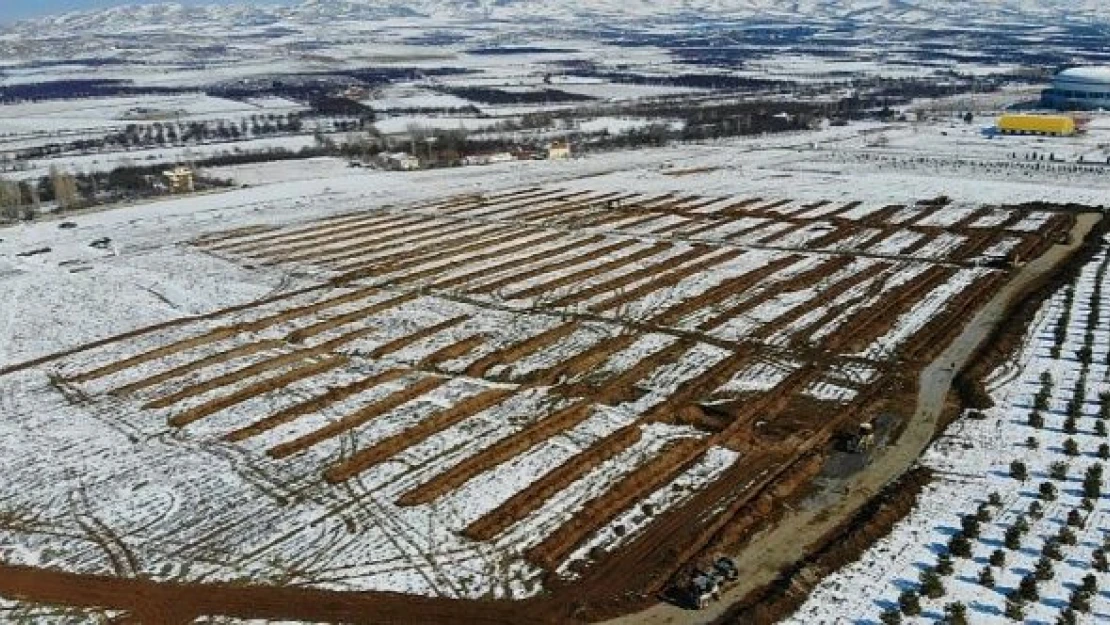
[845,421,876,454]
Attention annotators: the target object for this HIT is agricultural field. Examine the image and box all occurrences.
[0,181,1083,621]
[790,240,1110,624]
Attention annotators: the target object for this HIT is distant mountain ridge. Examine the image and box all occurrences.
[7,0,1110,34]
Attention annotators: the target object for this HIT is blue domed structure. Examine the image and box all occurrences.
[1042,67,1110,110]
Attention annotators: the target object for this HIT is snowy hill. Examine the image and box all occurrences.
[7,0,1110,34]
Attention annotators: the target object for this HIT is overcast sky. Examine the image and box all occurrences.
[3,0,281,22]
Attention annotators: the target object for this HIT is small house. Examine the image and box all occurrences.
[382,152,421,171]
[547,140,571,160]
[163,166,195,193]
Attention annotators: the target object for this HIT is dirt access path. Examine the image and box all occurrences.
[605,211,1102,625]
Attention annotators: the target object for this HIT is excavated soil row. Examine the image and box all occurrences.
[850,203,901,227]
[715,218,784,243]
[553,339,697,401]
[821,265,956,354]
[751,262,892,342]
[67,287,403,384]
[504,243,674,301]
[464,322,582,379]
[678,218,742,239]
[674,197,730,215]
[698,256,853,331]
[382,232,565,287]
[297,220,501,268]
[418,335,487,369]
[201,213,392,253]
[1013,213,1075,263]
[143,328,375,410]
[754,219,815,245]
[321,224,519,273]
[998,207,1033,230]
[475,195,602,227]
[269,375,450,460]
[243,215,425,260]
[645,217,697,237]
[525,437,707,570]
[648,255,803,327]
[639,353,753,429]
[511,199,610,226]
[825,200,864,220]
[517,332,641,387]
[589,249,746,314]
[225,368,409,442]
[463,425,645,541]
[802,223,857,250]
[428,235,603,291]
[270,217,484,264]
[602,213,674,234]
[70,326,261,385]
[437,189,575,221]
[332,226,532,277]
[460,190,599,221]
[752,199,794,216]
[512,192,631,223]
[395,401,594,506]
[110,338,287,396]
[169,355,349,428]
[427,189,538,217]
[944,228,994,263]
[4,285,323,380]
[714,197,765,218]
[438,188,559,217]
[901,271,1009,364]
[469,240,634,295]
[799,200,832,211]
[324,388,515,483]
[629,196,708,217]
[191,224,277,248]
[218,214,409,257]
[548,246,713,308]
[949,206,996,231]
[716,366,823,447]
[284,292,419,343]
[893,227,947,258]
[366,317,469,360]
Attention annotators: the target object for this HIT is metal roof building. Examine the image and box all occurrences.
[1042,67,1110,110]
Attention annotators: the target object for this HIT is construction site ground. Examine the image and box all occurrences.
[1,124,1108,624]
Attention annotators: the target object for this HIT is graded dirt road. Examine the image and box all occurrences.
[605,211,1102,625]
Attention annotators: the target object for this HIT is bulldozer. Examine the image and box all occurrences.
[845,421,875,454]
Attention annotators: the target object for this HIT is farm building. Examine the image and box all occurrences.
[162,166,195,193]
[548,140,572,160]
[996,114,1077,137]
[463,152,515,166]
[380,152,421,170]
[1041,67,1110,110]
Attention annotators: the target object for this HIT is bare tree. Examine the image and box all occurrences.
[0,175,23,221]
[49,166,79,211]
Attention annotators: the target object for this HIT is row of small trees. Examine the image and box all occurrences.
[0,166,80,222]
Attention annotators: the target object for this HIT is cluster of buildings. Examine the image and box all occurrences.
[377,140,572,171]
[982,66,1110,139]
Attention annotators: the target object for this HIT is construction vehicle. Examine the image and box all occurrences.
[671,555,739,609]
[845,421,876,454]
